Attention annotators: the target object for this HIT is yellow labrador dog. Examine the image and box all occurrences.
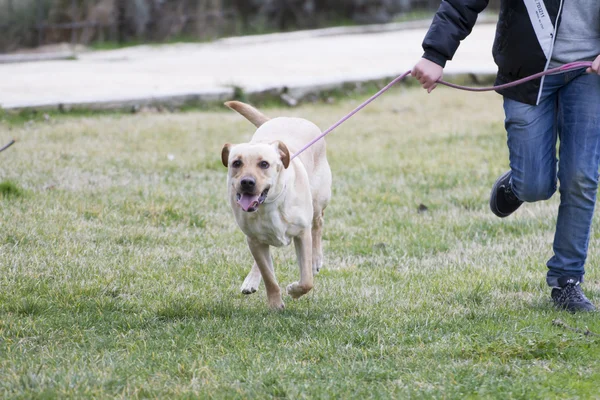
[221,101,332,310]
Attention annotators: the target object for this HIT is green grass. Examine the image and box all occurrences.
[1,86,600,399]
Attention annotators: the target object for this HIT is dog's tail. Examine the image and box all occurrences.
[224,101,270,128]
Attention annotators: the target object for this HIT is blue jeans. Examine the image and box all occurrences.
[503,69,600,287]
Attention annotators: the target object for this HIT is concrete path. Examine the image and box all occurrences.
[0,20,497,111]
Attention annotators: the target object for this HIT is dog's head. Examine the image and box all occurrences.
[222,141,290,212]
[221,101,292,212]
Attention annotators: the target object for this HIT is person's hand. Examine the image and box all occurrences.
[586,55,600,75]
[412,58,444,93]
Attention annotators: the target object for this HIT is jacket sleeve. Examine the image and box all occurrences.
[422,0,490,67]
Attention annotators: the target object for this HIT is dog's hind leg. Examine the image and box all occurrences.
[287,229,314,299]
[311,209,324,273]
[241,262,262,294]
[247,238,284,310]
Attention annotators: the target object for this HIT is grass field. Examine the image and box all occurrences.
[1,86,600,399]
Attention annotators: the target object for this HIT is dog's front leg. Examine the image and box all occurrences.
[287,229,314,299]
[247,237,284,310]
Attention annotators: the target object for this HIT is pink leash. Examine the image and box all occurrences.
[290,61,593,160]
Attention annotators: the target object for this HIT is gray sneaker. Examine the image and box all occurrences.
[551,277,596,312]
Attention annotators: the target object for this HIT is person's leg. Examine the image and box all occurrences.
[493,74,564,218]
[547,70,600,288]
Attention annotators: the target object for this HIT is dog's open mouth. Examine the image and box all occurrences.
[236,188,269,212]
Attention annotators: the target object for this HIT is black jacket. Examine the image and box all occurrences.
[422,0,564,105]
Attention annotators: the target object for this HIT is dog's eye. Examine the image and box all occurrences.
[232,160,242,168]
[259,161,270,169]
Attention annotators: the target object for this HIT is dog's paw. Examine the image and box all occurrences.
[286,282,313,299]
[240,281,259,295]
[268,298,285,311]
[313,262,321,274]
[269,302,285,311]
[312,255,323,274]
[241,272,261,295]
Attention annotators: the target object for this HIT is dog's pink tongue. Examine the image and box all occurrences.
[238,193,260,211]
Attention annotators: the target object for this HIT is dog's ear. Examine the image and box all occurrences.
[221,143,232,167]
[272,141,290,169]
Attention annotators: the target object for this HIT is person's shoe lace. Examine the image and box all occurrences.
[560,283,586,304]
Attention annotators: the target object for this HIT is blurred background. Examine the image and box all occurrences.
[0,0,501,53]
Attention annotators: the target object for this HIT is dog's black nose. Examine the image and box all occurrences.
[240,177,256,191]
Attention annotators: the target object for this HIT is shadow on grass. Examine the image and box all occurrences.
[0,180,25,199]
[154,294,346,323]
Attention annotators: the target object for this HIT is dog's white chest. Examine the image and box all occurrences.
[251,225,292,247]
[236,211,292,247]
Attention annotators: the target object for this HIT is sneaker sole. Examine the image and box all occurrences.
[553,301,597,313]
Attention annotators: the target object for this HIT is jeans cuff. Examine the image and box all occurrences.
[547,274,584,287]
